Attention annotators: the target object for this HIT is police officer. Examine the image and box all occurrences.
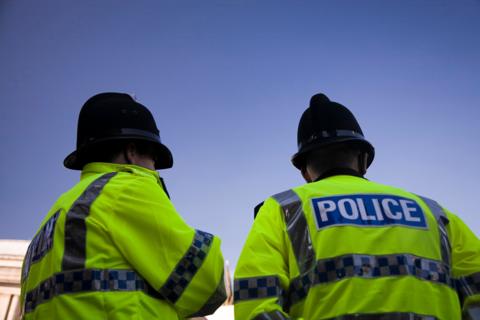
[234,94,480,319]
[21,93,226,319]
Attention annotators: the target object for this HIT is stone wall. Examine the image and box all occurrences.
[0,240,29,320]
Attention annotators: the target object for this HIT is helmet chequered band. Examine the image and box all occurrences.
[456,272,480,304]
[234,275,284,304]
[288,253,453,306]
[159,230,214,303]
[24,268,163,313]
[299,129,365,149]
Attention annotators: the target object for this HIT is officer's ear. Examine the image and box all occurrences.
[301,166,312,183]
[358,151,368,175]
[123,143,137,164]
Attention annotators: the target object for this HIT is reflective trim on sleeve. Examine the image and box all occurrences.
[62,172,117,270]
[416,195,452,268]
[234,276,284,303]
[253,310,291,320]
[188,270,227,317]
[463,304,480,320]
[24,268,163,313]
[330,312,436,319]
[159,229,214,303]
[272,190,316,275]
[456,272,480,304]
[288,253,453,306]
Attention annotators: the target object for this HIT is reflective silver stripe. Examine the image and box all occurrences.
[159,230,214,303]
[253,310,290,320]
[463,305,480,320]
[330,312,436,319]
[62,172,117,270]
[188,270,227,317]
[288,253,452,306]
[24,268,163,313]
[234,275,284,303]
[456,272,480,304]
[272,190,316,275]
[417,196,452,268]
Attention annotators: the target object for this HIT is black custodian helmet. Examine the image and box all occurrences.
[64,92,173,170]
[291,93,374,169]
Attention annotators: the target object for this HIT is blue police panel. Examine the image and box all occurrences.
[311,194,428,230]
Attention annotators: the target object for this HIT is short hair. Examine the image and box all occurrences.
[81,140,157,165]
[305,142,364,172]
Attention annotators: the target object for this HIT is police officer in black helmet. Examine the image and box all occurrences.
[291,93,374,182]
[235,93,480,319]
[64,92,174,172]
[21,93,227,319]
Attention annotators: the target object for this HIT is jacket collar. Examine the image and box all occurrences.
[81,162,160,182]
[313,167,364,182]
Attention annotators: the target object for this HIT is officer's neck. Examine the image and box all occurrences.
[312,167,364,182]
[111,146,156,171]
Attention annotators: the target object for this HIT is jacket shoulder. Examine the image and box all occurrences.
[253,188,295,220]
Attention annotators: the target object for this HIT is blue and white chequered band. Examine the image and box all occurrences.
[159,229,214,303]
[24,268,162,313]
[288,253,453,305]
[234,275,283,303]
[234,253,452,307]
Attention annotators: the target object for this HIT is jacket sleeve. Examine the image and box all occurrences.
[108,175,226,317]
[234,197,293,320]
[447,211,480,318]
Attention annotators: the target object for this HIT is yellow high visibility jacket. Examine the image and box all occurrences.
[21,162,226,319]
[234,174,480,320]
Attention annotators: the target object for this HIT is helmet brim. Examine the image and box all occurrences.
[291,137,375,170]
[64,136,173,170]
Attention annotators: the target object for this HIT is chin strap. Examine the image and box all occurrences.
[159,177,171,199]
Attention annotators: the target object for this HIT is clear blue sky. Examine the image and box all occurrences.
[1,0,479,270]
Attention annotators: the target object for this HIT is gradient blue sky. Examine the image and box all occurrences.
[1,0,479,269]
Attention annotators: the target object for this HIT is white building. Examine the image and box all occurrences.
[0,240,28,320]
